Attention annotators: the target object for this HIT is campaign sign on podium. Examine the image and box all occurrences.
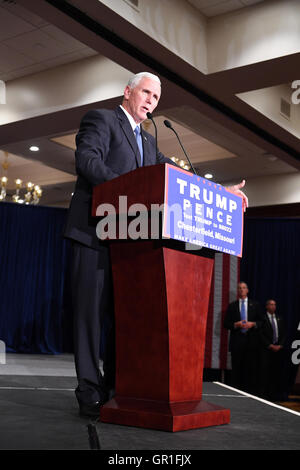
[163,164,244,257]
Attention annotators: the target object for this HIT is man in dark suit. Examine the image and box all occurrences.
[224,282,264,394]
[64,72,176,417]
[259,299,286,401]
[65,71,249,417]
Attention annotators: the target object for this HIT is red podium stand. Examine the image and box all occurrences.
[92,164,230,432]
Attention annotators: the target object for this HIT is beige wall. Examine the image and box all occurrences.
[0,55,130,125]
[237,84,300,140]
[99,0,300,74]
[99,0,208,73]
[244,172,300,207]
[207,0,300,72]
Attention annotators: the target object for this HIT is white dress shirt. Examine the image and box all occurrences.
[119,105,139,133]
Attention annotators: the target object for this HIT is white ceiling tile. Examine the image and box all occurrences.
[41,24,89,52]
[0,3,97,81]
[188,0,224,8]
[4,29,72,62]
[40,51,94,70]
[79,48,98,58]
[0,5,35,41]
[240,0,264,5]
[1,63,55,82]
[0,43,35,75]
[187,0,265,16]
[0,2,48,27]
[201,0,244,17]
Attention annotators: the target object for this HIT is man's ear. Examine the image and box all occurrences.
[123,85,131,100]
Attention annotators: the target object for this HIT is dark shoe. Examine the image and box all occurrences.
[79,401,103,418]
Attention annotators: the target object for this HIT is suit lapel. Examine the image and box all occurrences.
[248,300,257,321]
[235,300,240,321]
[115,107,142,167]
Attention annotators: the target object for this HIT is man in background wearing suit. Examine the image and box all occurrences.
[259,299,286,401]
[64,71,249,418]
[224,282,264,394]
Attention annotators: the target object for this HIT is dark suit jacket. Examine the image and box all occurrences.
[260,313,286,349]
[64,106,173,249]
[224,298,264,352]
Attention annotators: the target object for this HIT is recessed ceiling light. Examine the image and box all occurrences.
[29,146,39,152]
[204,173,213,179]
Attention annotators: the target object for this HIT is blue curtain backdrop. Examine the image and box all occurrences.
[1,202,299,387]
[240,217,300,394]
[241,217,300,339]
[0,202,73,354]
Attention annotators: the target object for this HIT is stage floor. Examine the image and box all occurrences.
[0,354,299,450]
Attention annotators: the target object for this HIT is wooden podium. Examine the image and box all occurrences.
[92,164,230,432]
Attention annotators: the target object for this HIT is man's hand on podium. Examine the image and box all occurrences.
[226,180,248,212]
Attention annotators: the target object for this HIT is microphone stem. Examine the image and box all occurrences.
[171,127,197,175]
[148,116,158,160]
[153,121,159,161]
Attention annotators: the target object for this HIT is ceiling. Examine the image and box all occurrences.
[0,0,98,81]
[0,0,299,208]
[187,0,265,17]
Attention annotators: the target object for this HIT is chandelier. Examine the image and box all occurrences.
[170,157,191,171]
[0,151,43,205]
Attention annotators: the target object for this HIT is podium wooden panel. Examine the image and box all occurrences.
[93,165,230,431]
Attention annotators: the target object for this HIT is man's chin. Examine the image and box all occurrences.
[139,110,149,122]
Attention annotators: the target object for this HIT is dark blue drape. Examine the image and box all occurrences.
[0,202,73,354]
[241,217,300,338]
[240,217,300,394]
[1,201,299,388]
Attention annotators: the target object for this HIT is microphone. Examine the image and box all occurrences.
[146,112,159,160]
[163,119,197,175]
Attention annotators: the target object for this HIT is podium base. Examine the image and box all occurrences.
[100,397,230,432]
